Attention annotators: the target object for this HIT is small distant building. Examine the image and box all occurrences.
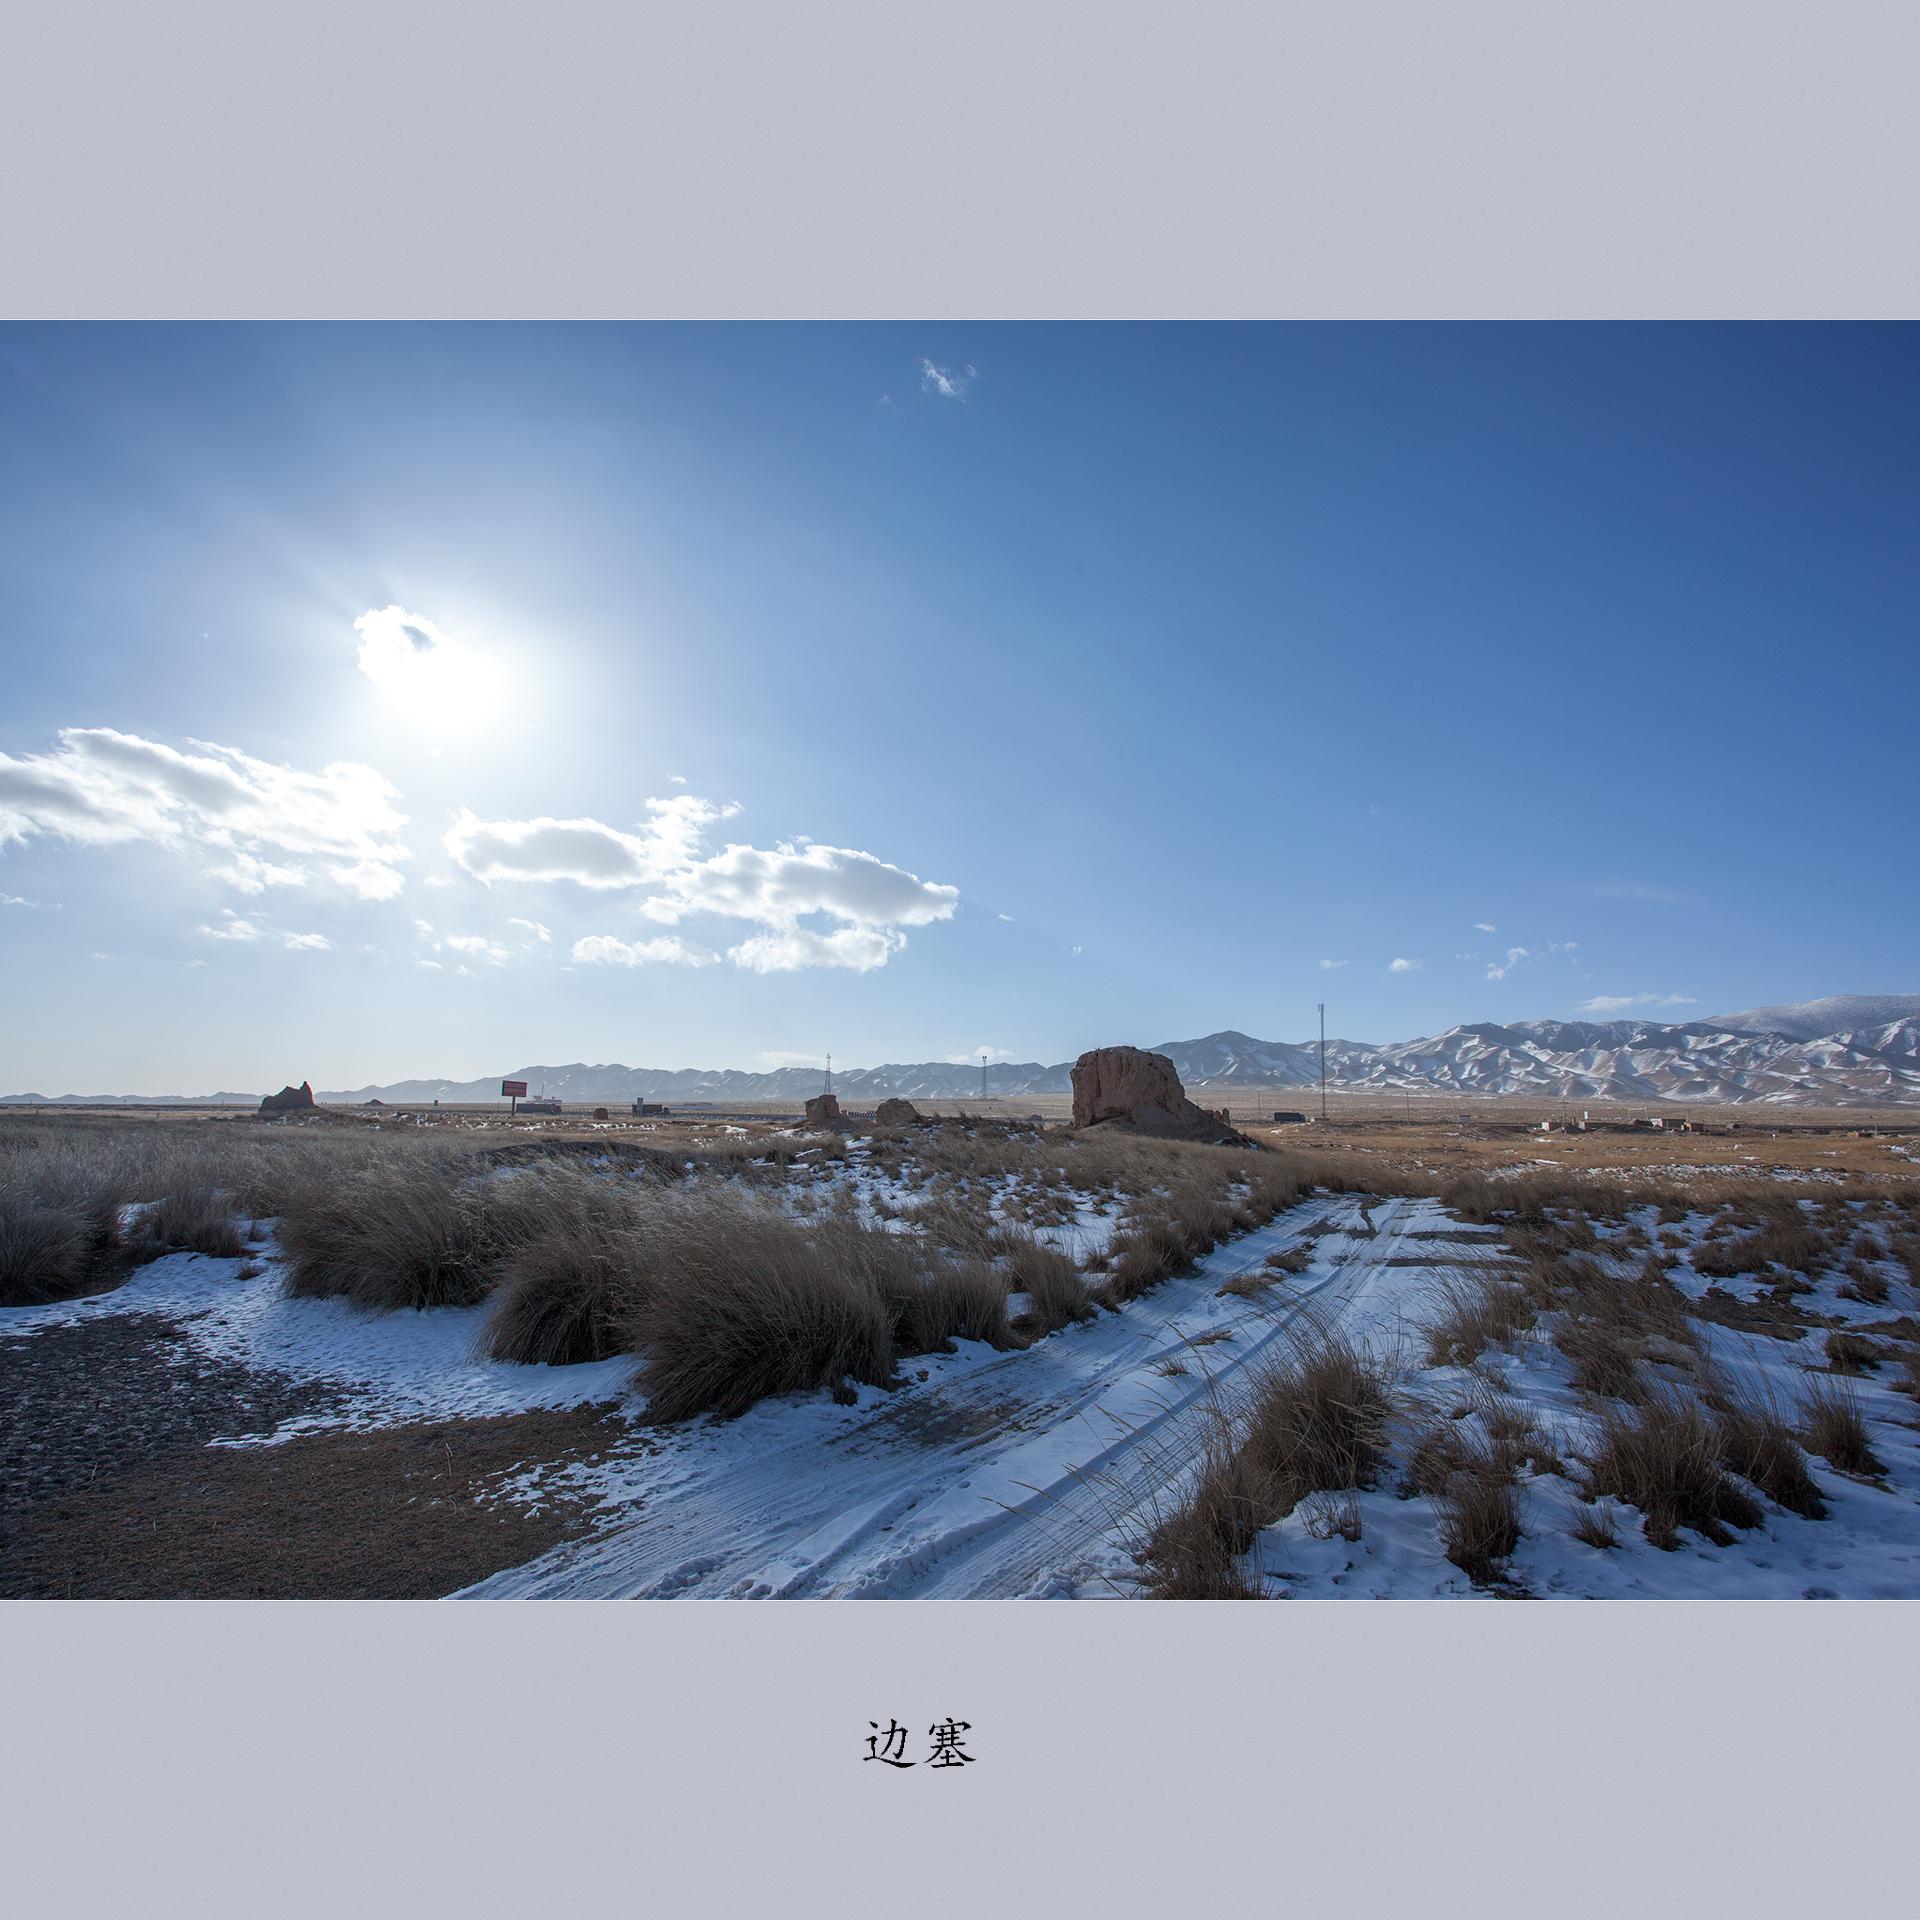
[1270,1110,1308,1124]
[632,1100,670,1116]
[517,1097,563,1115]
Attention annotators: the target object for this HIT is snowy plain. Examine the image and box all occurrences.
[5,1138,1917,1600]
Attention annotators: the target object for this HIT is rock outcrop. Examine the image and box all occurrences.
[259,1081,316,1115]
[803,1091,844,1128]
[874,1097,922,1127]
[1069,1047,1256,1147]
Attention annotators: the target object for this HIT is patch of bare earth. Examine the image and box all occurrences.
[1,1311,641,1598]
[1,1405,640,1599]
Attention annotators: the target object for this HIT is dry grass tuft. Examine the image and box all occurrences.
[1140,1326,1394,1598]
[1435,1455,1523,1584]
[623,1203,900,1420]
[279,1160,553,1310]
[127,1185,248,1262]
[1423,1265,1536,1368]
[1567,1499,1622,1549]
[1798,1375,1885,1477]
[1823,1330,1883,1375]
[1706,1375,1827,1519]
[1000,1231,1095,1335]
[1583,1389,1765,1549]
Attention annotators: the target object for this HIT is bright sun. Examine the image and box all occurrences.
[353,604,502,731]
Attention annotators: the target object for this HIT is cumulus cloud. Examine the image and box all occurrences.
[920,358,976,401]
[444,794,738,891]
[200,917,262,942]
[0,726,409,899]
[644,840,958,934]
[1,892,35,908]
[944,1044,1018,1065]
[728,926,905,974]
[1388,957,1421,974]
[449,789,956,973]
[509,917,551,943]
[1319,958,1347,971]
[1473,921,1496,933]
[571,933,720,969]
[1486,946,1530,981]
[1575,992,1698,1014]
[281,931,331,951]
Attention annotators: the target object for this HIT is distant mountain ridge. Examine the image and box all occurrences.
[8,995,1919,1109]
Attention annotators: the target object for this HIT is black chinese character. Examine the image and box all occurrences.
[866,1720,914,1768]
[927,1719,975,1768]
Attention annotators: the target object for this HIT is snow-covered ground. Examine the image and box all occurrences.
[5,1155,1916,1599]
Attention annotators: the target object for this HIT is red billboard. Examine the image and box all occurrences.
[501,1079,528,1098]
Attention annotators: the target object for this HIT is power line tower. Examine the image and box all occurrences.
[824,1053,833,1096]
[1318,1002,1328,1123]
[979,1051,988,1102]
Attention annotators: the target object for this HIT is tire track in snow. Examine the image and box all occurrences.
[461,1195,1433,1599]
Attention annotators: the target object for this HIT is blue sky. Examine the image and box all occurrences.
[1,323,1914,1093]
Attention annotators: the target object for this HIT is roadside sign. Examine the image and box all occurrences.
[501,1080,528,1098]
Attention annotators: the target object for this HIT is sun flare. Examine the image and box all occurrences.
[353,604,501,731]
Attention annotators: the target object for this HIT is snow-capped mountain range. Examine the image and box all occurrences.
[9,996,1919,1108]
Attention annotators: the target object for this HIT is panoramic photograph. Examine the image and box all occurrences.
[2,320,1916,1600]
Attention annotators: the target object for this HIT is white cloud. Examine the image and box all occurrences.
[1388,957,1421,974]
[412,918,434,937]
[0,727,409,899]
[667,773,688,785]
[1069,944,1083,956]
[1575,992,1698,1014]
[944,1044,1017,1065]
[445,933,510,964]
[450,791,956,973]
[509,917,551,944]
[353,606,500,729]
[444,794,738,891]
[997,913,1013,923]
[418,959,443,971]
[645,840,959,935]
[208,851,308,894]
[728,926,904,974]
[1319,958,1347,971]
[920,358,976,401]
[1473,922,1496,933]
[356,605,453,688]
[758,1050,830,1070]
[571,933,720,969]
[1,892,34,907]
[1486,946,1530,982]
[199,915,328,952]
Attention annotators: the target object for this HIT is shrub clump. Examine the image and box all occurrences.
[1582,1389,1764,1549]
[279,1160,577,1311]
[1001,1231,1095,1335]
[1798,1375,1885,1477]
[623,1203,902,1420]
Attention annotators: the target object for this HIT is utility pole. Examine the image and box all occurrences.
[825,1053,833,1096]
[1318,1002,1327,1123]
[979,1051,988,1102]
